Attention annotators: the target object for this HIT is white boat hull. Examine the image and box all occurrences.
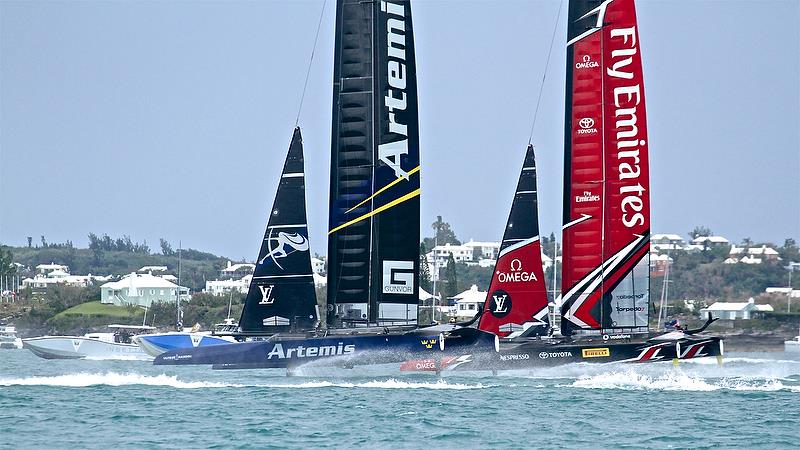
[0,338,22,350]
[22,336,151,360]
[785,338,800,352]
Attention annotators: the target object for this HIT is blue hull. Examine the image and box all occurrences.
[135,333,235,357]
[153,327,497,369]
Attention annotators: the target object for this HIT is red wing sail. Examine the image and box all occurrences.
[560,0,650,335]
[478,146,550,337]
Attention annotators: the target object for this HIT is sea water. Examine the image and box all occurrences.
[1,351,798,449]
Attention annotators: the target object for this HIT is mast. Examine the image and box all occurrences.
[327,0,421,326]
[239,127,317,333]
[478,146,550,337]
[559,0,651,336]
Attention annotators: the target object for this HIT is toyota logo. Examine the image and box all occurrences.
[579,118,595,129]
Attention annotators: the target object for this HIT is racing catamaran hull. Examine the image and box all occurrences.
[403,333,723,372]
[154,326,497,369]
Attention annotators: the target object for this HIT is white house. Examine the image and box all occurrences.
[541,253,553,271]
[430,244,474,265]
[451,284,487,319]
[426,243,475,281]
[220,262,256,278]
[691,235,730,247]
[35,263,70,275]
[463,240,500,260]
[21,270,111,289]
[765,287,800,298]
[311,257,325,275]
[699,298,769,320]
[205,274,252,296]
[747,245,780,260]
[740,255,762,265]
[651,234,687,253]
[101,273,189,308]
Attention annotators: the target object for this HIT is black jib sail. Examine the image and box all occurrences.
[239,127,318,333]
[327,0,421,326]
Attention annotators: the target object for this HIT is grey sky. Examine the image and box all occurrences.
[1,0,798,261]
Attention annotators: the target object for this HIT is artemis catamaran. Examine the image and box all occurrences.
[154,0,496,370]
[410,0,724,371]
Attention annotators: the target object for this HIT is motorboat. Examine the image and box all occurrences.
[22,325,155,359]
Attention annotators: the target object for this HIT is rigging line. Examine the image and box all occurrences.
[528,0,564,145]
[295,0,328,127]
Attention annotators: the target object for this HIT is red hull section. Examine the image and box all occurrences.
[478,239,549,337]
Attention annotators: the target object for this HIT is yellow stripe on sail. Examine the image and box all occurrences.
[344,165,420,214]
[329,188,421,235]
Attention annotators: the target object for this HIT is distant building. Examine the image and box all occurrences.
[690,236,730,247]
[430,244,474,265]
[35,263,70,275]
[699,298,769,320]
[650,253,673,276]
[651,234,687,253]
[101,273,189,308]
[728,245,780,264]
[21,265,111,289]
[311,257,325,275]
[463,240,500,260]
[451,284,486,319]
[205,275,252,296]
[739,255,762,265]
[220,261,255,279]
[138,266,168,274]
[765,287,800,298]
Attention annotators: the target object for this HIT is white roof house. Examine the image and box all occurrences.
[205,275,252,296]
[765,287,800,298]
[691,236,730,246]
[651,254,674,263]
[451,284,487,319]
[221,262,256,277]
[729,245,745,256]
[699,298,766,320]
[36,263,69,274]
[652,233,685,243]
[463,240,500,260]
[311,257,325,275]
[430,244,474,264]
[101,273,189,308]
[740,255,762,265]
[747,246,780,258]
[21,270,112,289]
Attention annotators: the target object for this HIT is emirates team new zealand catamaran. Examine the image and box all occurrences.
[154,0,496,370]
[407,0,723,372]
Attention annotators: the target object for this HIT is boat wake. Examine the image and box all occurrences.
[0,372,488,390]
[557,369,800,393]
[263,379,489,390]
[83,355,153,361]
[0,372,236,389]
[562,369,800,392]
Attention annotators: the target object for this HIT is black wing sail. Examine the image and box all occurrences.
[240,127,318,333]
[327,0,421,326]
